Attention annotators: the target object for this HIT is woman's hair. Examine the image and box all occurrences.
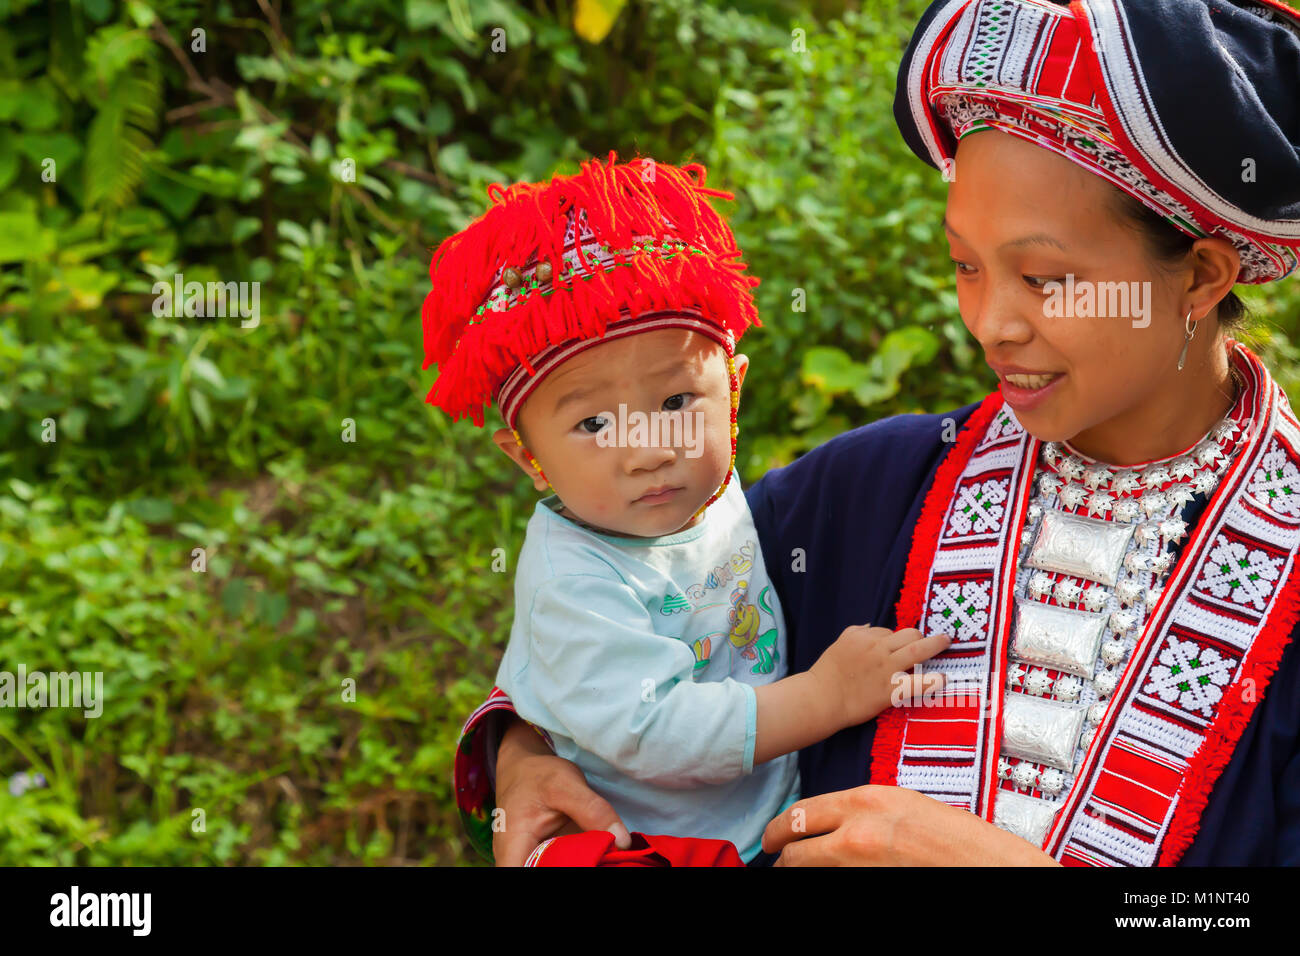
[1109,190,1249,329]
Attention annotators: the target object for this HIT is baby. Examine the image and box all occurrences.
[424,154,948,864]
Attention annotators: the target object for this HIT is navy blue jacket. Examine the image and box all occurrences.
[744,405,1300,865]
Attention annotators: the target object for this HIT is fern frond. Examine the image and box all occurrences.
[84,66,161,209]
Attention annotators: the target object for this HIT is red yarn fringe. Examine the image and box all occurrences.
[422,151,761,425]
[1156,561,1300,865]
[868,392,1006,786]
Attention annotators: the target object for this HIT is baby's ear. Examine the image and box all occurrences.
[733,353,750,393]
[492,428,549,492]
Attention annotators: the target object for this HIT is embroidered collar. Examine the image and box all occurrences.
[870,342,1300,866]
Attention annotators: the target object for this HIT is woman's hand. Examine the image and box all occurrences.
[761,784,1062,866]
[493,716,632,866]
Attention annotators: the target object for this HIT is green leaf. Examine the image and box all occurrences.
[0,211,55,263]
[801,346,870,394]
[221,578,249,618]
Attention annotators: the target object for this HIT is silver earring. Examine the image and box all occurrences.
[1177,310,1195,371]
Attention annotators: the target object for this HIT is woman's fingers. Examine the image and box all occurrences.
[560,787,632,850]
[495,819,551,868]
[760,790,849,855]
[494,761,630,866]
[773,833,833,867]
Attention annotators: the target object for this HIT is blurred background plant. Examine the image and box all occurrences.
[1,0,1297,864]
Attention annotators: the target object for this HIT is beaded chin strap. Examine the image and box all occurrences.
[509,340,741,526]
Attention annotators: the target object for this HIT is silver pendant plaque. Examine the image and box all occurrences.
[1011,598,1108,678]
[993,790,1058,847]
[1025,509,1136,586]
[1001,692,1088,771]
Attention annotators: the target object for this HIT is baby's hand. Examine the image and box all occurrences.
[809,624,950,729]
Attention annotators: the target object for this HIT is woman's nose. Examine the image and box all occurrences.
[967,280,1035,350]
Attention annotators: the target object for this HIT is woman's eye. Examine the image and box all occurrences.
[951,258,976,276]
[578,416,608,434]
[663,393,691,412]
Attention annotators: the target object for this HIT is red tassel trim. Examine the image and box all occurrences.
[1156,560,1300,865]
[422,152,761,426]
[868,392,1006,786]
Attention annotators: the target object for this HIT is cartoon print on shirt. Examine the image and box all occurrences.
[727,580,779,674]
[659,539,779,675]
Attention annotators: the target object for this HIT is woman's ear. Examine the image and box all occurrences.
[492,428,549,492]
[1186,236,1241,322]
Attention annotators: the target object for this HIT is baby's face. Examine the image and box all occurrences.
[496,328,748,538]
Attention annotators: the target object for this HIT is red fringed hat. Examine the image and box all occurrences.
[421,152,762,429]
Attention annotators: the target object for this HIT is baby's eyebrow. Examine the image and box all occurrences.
[552,382,605,416]
[550,361,701,415]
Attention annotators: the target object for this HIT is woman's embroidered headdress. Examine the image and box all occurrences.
[895,0,1300,283]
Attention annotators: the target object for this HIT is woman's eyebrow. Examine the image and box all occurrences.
[943,217,1069,251]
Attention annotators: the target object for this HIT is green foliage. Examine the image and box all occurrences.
[1,0,1298,865]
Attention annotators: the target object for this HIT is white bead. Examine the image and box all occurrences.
[1021,530,1034,549]
[1007,663,1026,689]
[1028,572,1054,600]
[1081,726,1097,749]
[1095,670,1118,697]
[1086,492,1114,517]
[1114,578,1142,607]
[1167,486,1195,508]
[1025,668,1054,696]
[1101,639,1126,665]
[1159,517,1187,543]
[1053,579,1082,604]
[1141,465,1171,488]
[1134,522,1159,546]
[1060,484,1088,508]
[1195,440,1226,467]
[1082,465,1112,490]
[998,757,1012,779]
[1113,472,1143,494]
[1113,499,1140,522]
[1054,675,1083,702]
[1211,419,1240,443]
[1088,701,1108,724]
[1151,552,1172,574]
[1038,768,1066,795]
[1169,457,1197,480]
[1027,502,1043,522]
[1124,551,1149,573]
[1011,761,1040,789]
[1039,474,1063,496]
[1140,492,1167,517]
[1110,609,1137,634]
[1192,471,1219,494]
[1146,585,1164,606]
[1059,456,1085,481]
[1082,585,1110,612]
[1043,442,1062,464]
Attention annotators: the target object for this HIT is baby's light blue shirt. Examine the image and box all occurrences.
[496,473,800,861]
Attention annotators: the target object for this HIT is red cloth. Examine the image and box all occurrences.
[525,830,744,867]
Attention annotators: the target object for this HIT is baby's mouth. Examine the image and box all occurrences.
[635,486,684,505]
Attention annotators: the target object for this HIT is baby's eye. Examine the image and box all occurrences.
[663,393,692,412]
[578,416,608,434]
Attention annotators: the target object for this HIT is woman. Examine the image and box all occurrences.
[454,0,1300,865]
